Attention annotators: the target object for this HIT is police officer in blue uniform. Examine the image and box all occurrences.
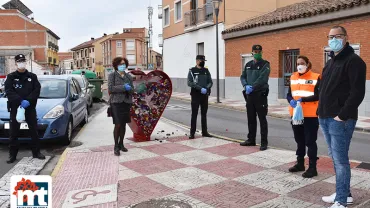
[4,54,45,164]
[187,55,213,139]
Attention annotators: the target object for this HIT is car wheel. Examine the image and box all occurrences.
[90,99,93,108]
[80,108,89,126]
[62,119,73,145]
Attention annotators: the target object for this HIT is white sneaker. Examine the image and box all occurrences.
[328,202,347,208]
[322,193,353,204]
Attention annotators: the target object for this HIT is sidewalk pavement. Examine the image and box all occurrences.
[172,92,370,132]
[51,109,370,208]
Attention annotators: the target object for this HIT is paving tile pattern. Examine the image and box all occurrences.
[54,136,370,208]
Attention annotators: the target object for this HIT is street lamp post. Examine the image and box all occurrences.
[213,0,221,103]
[145,36,149,70]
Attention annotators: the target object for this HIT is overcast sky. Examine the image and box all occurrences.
[0,0,163,53]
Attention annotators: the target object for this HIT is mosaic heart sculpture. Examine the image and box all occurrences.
[128,70,172,141]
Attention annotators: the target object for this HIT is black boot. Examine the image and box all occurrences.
[202,132,212,137]
[118,141,128,152]
[189,134,195,139]
[302,158,318,178]
[240,140,256,146]
[289,157,305,172]
[32,150,46,160]
[114,145,120,156]
[7,148,18,164]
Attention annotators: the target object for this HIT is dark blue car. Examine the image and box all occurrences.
[0,75,88,145]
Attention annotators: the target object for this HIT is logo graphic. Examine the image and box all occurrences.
[10,175,52,208]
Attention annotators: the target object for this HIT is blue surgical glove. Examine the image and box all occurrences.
[290,99,297,108]
[124,84,132,91]
[201,88,207,95]
[20,100,30,109]
[297,98,303,102]
[246,85,253,94]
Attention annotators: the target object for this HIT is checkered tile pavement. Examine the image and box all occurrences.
[171,92,370,131]
[53,136,370,208]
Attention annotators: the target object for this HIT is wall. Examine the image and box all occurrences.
[224,15,370,116]
[163,23,225,97]
[162,0,225,40]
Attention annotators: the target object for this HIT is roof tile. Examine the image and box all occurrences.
[222,0,370,34]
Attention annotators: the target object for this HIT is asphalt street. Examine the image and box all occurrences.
[0,101,107,178]
[163,99,370,163]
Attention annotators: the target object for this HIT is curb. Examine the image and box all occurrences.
[171,96,370,133]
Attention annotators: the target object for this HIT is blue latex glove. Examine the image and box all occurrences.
[245,85,253,94]
[290,99,297,108]
[201,88,207,95]
[124,84,132,91]
[297,98,303,102]
[20,100,30,109]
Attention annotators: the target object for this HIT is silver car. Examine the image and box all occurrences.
[65,74,95,113]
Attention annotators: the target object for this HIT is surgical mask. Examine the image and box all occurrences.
[297,65,307,74]
[328,38,344,52]
[253,53,262,60]
[118,64,126,72]
[199,61,205,68]
[17,62,26,69]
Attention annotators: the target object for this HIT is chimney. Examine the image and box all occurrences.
[31,17,34,20]
[104,33,107,36]
[115,32,119,35]
[91,37,94,40]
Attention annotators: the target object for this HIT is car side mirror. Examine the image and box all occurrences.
[88,84,94,89]
[70,94,79,101]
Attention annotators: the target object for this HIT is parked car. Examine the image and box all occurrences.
[65,74,94,111]
[0,75,88,145]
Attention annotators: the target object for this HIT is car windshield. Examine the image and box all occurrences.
[39,80,67,99]
[73,76,85,88]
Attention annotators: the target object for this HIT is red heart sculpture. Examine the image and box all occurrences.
[127,70,172,141]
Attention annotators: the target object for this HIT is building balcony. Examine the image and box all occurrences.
[184,3,214,32]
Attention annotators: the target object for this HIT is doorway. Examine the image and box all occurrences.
[281,50,299,98]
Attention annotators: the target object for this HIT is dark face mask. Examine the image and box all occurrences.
[199,61,205,67]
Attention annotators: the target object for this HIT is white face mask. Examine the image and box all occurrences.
[297,65,307,74]
[17,62,26,69]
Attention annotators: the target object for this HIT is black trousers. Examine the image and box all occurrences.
[246,92,268,145]
[291,117,319,159]
[9,107,40,155]
[190,93,208,135]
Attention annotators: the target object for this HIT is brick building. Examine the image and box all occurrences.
[0,9,60,75]
[100,28,148,71]
[222,0,370,117]
[58,52,73,70]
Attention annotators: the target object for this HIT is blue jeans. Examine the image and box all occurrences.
[319,118,356,206]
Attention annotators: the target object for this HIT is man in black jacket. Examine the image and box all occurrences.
[318,26,366,208]
[187,55,213,139]
[240,45,270,151]
[4,54,45,164]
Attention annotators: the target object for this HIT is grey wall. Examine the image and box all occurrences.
[171,78,225,98]
[359,80,370,117]
[225,77,281,105]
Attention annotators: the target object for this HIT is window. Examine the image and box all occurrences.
[87,59,90,67]
[174,0,182,22]
[126,40,135,50]
[116,41,122,48]
[70,82,78,95]
[85,49,88,57]
[93,58,95,64]
[324,44,360,64]
[164,6,170,27]
[89,49,91,53]
[241,54,254,73]
[127,54,136,64]
[72,79,81,94]
[92,48,94,52]
[197,42,204,55]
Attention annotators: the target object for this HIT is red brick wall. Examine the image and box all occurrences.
[225,15,370,80]
[0,32,45,46]
[34,48,46,63]
[0,15,45,30]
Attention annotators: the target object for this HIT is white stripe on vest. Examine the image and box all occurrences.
[292,90,315,97]
[290,79,318,85]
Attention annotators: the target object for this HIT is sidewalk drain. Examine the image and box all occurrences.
[131,199,192,208]
[69,141,83,148]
